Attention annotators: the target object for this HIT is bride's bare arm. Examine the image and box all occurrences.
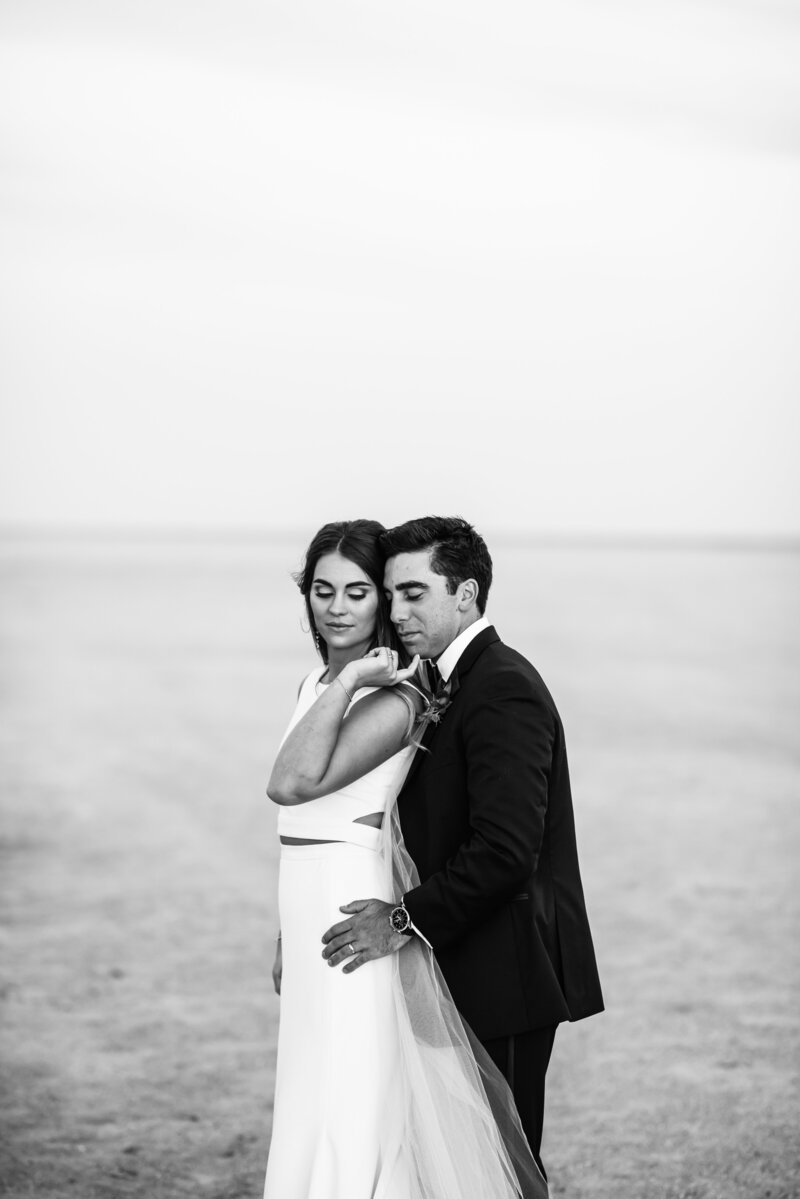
[267,651,422,805]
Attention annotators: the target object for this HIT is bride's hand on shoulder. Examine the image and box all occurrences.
[342,647,420,692]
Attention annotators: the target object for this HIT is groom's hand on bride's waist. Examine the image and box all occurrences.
[321,899,408,974]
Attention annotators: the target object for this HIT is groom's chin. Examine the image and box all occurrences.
[399,635,426,657]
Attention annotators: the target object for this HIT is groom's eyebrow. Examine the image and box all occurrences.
[384,580,429,600]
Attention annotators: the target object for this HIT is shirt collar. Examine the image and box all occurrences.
[434,615,490,683]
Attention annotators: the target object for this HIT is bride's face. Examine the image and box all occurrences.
[310,551,380,659]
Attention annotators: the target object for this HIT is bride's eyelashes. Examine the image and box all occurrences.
[313,588,370,602]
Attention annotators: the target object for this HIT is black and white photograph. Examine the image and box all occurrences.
[1,3,798,1197]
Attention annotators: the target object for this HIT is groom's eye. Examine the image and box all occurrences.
[405,591,423,601]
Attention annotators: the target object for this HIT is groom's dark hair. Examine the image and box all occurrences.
[380,516,493,615]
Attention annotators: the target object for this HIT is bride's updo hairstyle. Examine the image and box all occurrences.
[294,519,398,665]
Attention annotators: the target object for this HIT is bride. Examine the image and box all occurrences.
[263,519,547,1199]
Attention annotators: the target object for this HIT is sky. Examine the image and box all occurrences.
[1,0,798,537]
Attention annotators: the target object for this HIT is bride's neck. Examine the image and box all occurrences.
[322,648,365,682]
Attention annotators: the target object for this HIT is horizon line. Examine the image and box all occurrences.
[0,522,798,554]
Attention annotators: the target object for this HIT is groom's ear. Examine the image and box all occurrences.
[456,578,479,610]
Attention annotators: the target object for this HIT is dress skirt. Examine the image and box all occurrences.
[264,841,409,1199]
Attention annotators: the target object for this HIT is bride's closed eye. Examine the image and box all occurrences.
[313,588,370,601]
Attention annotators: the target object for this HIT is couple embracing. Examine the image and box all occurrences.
[264,516,603,1199]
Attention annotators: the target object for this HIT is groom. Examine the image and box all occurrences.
[322,515,603,1171]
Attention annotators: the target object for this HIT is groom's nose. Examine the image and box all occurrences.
[389,596,406,625]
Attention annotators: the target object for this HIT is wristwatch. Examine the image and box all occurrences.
[389,901,415,936]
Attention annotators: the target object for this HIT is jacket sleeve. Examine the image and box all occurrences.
[403,668,555,951]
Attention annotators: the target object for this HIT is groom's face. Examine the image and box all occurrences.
[383,550,463,661]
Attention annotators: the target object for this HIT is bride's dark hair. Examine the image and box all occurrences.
[294,519,399,665]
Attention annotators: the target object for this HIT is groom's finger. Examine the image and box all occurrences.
[343,951,370,974]
[322,933,354,962]
[321,917,352,945]
[325,937,367,967]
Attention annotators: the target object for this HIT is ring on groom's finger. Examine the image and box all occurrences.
[347,943,356,956]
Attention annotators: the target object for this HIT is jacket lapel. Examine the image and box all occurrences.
[402,625,500,786]
[451,624,500,681]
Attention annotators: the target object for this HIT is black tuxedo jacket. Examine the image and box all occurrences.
[400,626,603,1042]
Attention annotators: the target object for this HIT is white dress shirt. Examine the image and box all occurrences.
[434,615,490,682]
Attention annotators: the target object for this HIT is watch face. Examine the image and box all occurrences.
[390,906,410,933]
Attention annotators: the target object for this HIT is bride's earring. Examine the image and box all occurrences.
[314,628,321,653]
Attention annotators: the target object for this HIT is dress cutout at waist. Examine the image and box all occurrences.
[276,666,415,848]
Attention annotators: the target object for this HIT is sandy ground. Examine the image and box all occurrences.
[1,536,798,1198]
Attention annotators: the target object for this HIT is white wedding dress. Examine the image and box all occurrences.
[264,666,549,1199]
[264,667,415,1198]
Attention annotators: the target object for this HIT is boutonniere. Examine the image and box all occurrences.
[408,664,460,749]
[423,689,452,725]
[410,684,453,750]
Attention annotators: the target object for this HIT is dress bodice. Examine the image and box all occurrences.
[276,666,416,847]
